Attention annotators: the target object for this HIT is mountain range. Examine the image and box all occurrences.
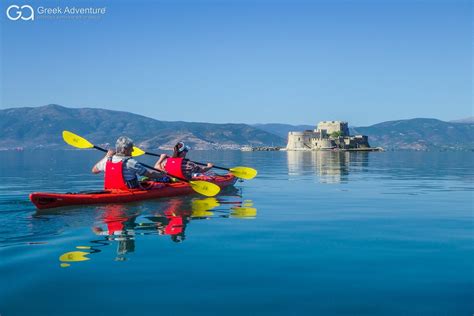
[351,118,473,150]
[254,119,474,151]
[0,105,472,151]
[0,105,283,150]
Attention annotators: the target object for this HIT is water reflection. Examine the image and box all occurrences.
[287,151,370,183]
[92,205,139,260]
[58,194,257,267]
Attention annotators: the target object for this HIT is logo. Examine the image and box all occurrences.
[6,4,34,21]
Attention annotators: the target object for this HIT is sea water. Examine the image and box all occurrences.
[0,150,472,315]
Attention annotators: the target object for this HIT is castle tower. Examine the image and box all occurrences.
[287,131,309,150]
[316,121,349,137]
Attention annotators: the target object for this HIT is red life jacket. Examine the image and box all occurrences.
[165,157,185,179]
[104,159,129,190]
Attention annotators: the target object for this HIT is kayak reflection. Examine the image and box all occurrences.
[58,195,257,267]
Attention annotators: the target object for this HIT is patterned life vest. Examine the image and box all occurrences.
[164,157,185,179]
[104,159,129,190]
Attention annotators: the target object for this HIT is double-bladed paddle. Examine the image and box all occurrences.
[131,147,257,180]
[62,131,220,197]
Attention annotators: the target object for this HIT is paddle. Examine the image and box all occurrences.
[62,130,145,157]
[62,131,221,197]
[138,162,221,197]
[133,148,258,180]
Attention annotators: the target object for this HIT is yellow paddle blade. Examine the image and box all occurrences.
[230,207,257,219]
[132,146,145,157]
[62,131,94,149]
[229,166,258,180]
[191,209,214,218]
[59,251,90,262]
[189,180,221,197]
[76,246,91,249]
[60,263,71,268]
[192,198,220,212]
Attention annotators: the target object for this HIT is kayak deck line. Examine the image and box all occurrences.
[30,174,237,210]
[68,190,111,195]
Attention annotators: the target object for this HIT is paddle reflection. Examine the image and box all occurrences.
[58,193,257,267]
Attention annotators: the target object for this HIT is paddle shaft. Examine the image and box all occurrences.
[139,163,192,183]
[188,160,229,171]
[92,145,191,183]
[142,151,230,171]
[93,146,108,153]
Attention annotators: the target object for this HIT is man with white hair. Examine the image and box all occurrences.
[92,136,163,190]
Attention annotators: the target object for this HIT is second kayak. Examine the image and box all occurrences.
[30,174,237,210]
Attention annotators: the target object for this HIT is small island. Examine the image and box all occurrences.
[286,121,382,151]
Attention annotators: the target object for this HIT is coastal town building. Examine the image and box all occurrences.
[286,121,372,151]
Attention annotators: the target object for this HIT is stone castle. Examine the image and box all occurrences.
[286,121,372,151]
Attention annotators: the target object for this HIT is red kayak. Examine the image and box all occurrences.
[30,174,237,210]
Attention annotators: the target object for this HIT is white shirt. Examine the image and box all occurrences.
[95,155,147,181]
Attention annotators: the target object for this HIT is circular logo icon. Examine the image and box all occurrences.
[6,4,34,21]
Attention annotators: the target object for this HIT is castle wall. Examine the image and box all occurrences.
[352,135,370,148]
[316,139,336,149]
[286,121,371,151]
[287,131,313,150]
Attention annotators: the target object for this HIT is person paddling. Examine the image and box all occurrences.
[92,136,164,190]
[154,142,213,180]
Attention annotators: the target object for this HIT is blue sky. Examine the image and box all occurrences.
[1,0,472,125]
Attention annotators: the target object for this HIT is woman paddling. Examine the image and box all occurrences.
[154,142,213,180]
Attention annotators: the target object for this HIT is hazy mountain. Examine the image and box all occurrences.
[2,105,472,151]
[0,105,285,150]
[450,117,474,124]
[255,119,474,151]
[351,118,474,151]
[252,123,315,138]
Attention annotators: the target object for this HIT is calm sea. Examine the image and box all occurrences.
[0,150,473,315]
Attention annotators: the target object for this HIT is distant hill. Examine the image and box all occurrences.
[1,105,472,151]
[252,123,314,138]
[351,118,474,151]
[450,116,474,124]
[254,119,474,151]
[0,105,285,150]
